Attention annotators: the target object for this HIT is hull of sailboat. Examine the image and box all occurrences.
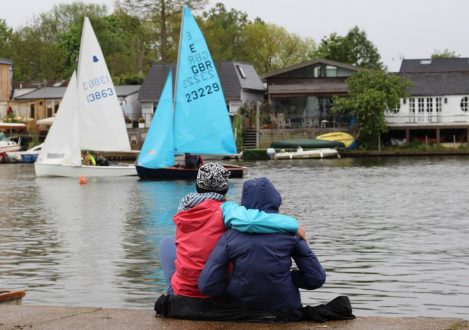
[35,162,137,177]
[273,148,340,160]
[136,165,246,180]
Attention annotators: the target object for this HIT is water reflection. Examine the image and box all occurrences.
[1,158,469,317]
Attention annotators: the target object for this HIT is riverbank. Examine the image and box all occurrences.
[242,147,469,160]
[1,305,468,330]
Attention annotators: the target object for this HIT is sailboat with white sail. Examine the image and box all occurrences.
[34,17,136,177]
[136,7,245,180]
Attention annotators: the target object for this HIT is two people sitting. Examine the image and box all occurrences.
[83,151,109,166]
[157,162,332,321]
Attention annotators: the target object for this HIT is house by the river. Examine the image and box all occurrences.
[386,58,469,144]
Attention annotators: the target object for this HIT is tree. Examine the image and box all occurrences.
[9,2,109,80]
[241,21,315,74]
[116,0,208,62]
[58,10,152,81]
[315,26,383,69]
[10,26,67,80]
[200,3,249,61]
[431,48,460,59]
[0,19,13,57]
[332,69,411,146]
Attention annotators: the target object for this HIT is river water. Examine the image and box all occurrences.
[1,157,468,319]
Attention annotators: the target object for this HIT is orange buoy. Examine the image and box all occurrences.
[79,176,87,185]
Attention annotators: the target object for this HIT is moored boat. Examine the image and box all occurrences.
[316,132,358,149]
[272,147,340,160]
[0,132,21,153]
[271,138,344,149]
[0,289,26,304]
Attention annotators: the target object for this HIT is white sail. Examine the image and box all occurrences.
[36,72,81,166]
[77,17,131,152]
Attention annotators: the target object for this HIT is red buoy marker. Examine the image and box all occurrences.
[79,176,87,185]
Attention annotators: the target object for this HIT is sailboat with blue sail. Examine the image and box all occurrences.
[136,7,245,180]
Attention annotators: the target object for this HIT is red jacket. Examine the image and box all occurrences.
[171,199,225,298]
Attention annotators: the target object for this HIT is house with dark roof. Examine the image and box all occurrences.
[13,85,141,131]
[258,59,360,146]
[385,58,469,144]
[138,61,265,127]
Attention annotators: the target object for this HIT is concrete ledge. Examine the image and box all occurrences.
[1,305,468,330]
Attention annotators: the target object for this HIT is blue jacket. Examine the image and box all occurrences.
[198,177,326,311]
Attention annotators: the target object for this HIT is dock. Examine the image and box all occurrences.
[1,305,468,330]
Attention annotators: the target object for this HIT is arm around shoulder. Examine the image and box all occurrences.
[221,201,298,234]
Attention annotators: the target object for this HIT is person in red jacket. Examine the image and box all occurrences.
[159,162,303,298]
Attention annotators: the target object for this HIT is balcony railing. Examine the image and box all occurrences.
[385,113,469,125]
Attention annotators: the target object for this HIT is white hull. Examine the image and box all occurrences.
[0,144,21,153]
[274,148,340,160]
[35,162,137,177]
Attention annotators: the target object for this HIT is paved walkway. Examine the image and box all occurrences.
[1,305,468,330]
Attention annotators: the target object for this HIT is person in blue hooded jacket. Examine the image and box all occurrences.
[198,177,326,311]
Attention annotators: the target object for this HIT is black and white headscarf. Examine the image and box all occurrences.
[196,162,230,193]
[177,192,225,212]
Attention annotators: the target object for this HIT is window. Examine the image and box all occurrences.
[236,65,246,79]
[30,104,35,118]
[426,98,433,112]
[418,98,425,113]
[409,98,415,113]
[420,59,432,65]
[436,97,442,112]
[460,96,468,112]
[47,100,53,117]
[54,101,59,114]
[313,66,321,78]
[326,65,337,77]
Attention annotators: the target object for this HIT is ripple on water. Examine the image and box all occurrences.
[1,158,469,317]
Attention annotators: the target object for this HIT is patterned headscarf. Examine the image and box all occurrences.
[196,162,230,193]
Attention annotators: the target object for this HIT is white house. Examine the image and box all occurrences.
[386,58,469,144]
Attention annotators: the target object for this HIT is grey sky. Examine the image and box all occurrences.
[3,0,469,71]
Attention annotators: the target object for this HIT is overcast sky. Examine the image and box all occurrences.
[3,0,469,71]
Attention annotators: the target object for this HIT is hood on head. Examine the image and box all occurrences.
[241,177,281,213]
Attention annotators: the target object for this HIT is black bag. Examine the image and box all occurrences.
[301,296,356,322]
[154,294,354,323]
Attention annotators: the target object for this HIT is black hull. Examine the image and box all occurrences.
[137,165,246,180]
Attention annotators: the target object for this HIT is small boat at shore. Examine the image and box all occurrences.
[0,132,21,153]
[0,289,26,303]
[271,138,344,149]
[316,132,358,149]
[6,143,42,163]
[270,146,340,160]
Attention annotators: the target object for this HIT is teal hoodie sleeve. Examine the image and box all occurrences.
[221,201,298,234]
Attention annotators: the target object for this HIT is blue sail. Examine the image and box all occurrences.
[174,6,237,155]
[137,71,175,168]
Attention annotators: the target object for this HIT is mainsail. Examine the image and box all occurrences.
[137,72,175,168]
[77,16,131,152]
[173,7,237,155]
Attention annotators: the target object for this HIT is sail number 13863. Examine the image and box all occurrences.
[185,83,220,103]
[86,88,114,103]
